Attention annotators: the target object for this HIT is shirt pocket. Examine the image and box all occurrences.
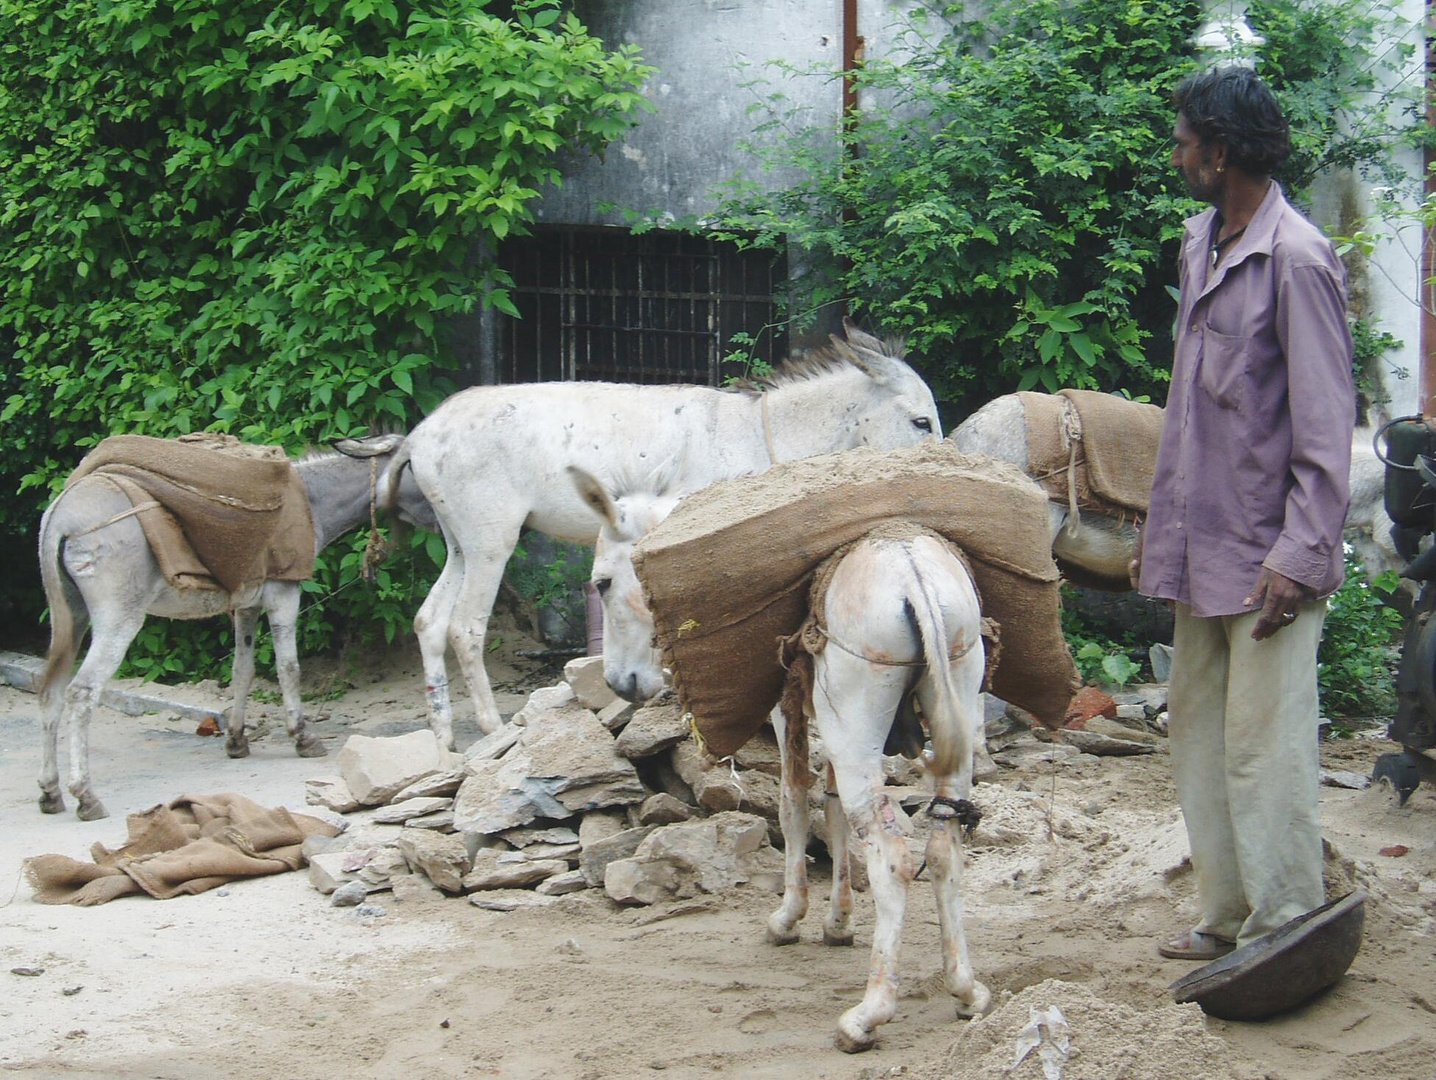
[1197,326,1248,411]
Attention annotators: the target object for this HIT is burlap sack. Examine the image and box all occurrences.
[632,441,1079,758]
[23,793,339,905]
[65,433,316,592]
[1017,390,1164,517]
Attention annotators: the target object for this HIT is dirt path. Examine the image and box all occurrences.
[1,645,1433,1080]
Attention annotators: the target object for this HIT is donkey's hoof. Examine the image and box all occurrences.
[76,797,109,822]
[766,921,800,947]
[295,736,328,759]
[954,980,992,1020]
[225,736,251,759]
[834,1019,876,1054]
[823,926,855,947]
[39,790,65,815]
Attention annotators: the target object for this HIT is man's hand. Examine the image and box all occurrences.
[1245,567,1314,641]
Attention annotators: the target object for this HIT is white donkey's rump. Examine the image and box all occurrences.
[770,528,991,1051]
[37,435,435,820]
[396,321,941,746]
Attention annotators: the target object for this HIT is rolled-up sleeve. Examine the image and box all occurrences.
[1263,261,1355,587]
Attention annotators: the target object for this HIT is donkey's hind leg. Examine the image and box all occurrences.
[63,607,147,820]
[823,767,856,947]
[446,518,524,738]
[767,704,811,945]
[39,680,71,815]
[920,656,991,1019]
[414,525,464,750]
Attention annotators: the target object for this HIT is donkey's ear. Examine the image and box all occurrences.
[568,466,620,529]
[335,433,404,458]
[841,317,887,355]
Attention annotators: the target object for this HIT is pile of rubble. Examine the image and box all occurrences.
[301,656,791,912]
[300,656,1178,914]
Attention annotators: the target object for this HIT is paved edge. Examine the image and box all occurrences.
[0,650,223,722]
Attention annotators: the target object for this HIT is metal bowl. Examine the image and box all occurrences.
[1169,891,1366,1021]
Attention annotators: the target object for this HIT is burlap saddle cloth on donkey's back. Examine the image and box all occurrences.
[64,433,316,593]
[1017,389,1164,518]
[632,441,1079,759]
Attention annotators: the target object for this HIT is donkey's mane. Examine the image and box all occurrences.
[735,333,908,393]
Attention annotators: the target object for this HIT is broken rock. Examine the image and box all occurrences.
[372,797,452,824]
[306,776,361,814]
[337,731,446,806]
[511,684,575,727]
[564,655,619,712]
[638,793,694,826]
[604,812,783,906]
[396,830,472,894]
[453,707,644,836]
[463,850,571,891]
[615,699,689,759]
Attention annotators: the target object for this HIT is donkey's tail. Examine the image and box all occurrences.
[898,541,979,782]
[37,499,82,703]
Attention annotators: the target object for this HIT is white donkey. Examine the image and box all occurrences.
[394,321,941,748]
[577,475,990,1052]
[768,529,992,1051]
[951,395,1398,588]
[38,434,436,820]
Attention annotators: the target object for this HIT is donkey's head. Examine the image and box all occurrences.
[764,319,942,457]
[568,465,678,704]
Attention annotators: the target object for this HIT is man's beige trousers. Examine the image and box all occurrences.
[1168,601,1327,947]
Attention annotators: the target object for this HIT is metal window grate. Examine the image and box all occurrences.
[496,228,788,386]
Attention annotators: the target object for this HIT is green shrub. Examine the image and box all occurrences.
[0,0,652,663]
[709,0,1414,412]
[1319,550,1404,718]
[1061,593,1149,689]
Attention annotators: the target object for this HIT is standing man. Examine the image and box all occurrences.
[1133,65,1355,959]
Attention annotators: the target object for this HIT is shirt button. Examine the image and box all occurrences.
[1189,323,1198,333]
[1176,522,1183,530]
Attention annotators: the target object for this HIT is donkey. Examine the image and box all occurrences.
[392,321,941,748]
[37,434,437,820]
[951,395,1398,589]
[576,473,991,1051]
[769,528,992,1051]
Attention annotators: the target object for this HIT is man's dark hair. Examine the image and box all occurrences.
[1173,66,1291,176]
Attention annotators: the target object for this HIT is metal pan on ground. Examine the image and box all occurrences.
[1170,891,1366,1021]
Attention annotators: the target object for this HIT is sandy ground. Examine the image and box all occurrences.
[2,637,1434,1080]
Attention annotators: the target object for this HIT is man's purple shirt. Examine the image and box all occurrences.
[1139,181,1355,617]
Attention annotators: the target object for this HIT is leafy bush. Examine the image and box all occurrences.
[709,0,1414,412]
[1061,593,1149,689]
[1319,550,1404,718]
[0,0,651,659]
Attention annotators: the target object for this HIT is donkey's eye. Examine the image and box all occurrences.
[913,417,933,432]
[594,578,612,596]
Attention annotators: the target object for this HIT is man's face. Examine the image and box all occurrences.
[1171,113,1223,203]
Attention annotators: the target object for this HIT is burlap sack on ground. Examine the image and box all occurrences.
[23,792,340,905]
[632,441,1078,758]
[1018,390,1164,516]
[65,433,316,592]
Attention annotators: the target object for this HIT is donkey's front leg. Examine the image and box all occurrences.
[266,585,325,757]
[225,605,260,758]
[767,705,811,945]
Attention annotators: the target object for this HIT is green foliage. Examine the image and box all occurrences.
[1061,594,1148,689]
[506,542,593,615]
[1318,550,1403,718]
[0,0,651,662]
[709,0,1413,410]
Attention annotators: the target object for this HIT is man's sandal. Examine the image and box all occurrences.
[1157,929,1235,961]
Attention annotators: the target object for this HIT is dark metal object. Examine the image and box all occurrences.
[1170,891,1366,1021]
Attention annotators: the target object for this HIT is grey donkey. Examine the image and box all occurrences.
[37,434,437,820]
